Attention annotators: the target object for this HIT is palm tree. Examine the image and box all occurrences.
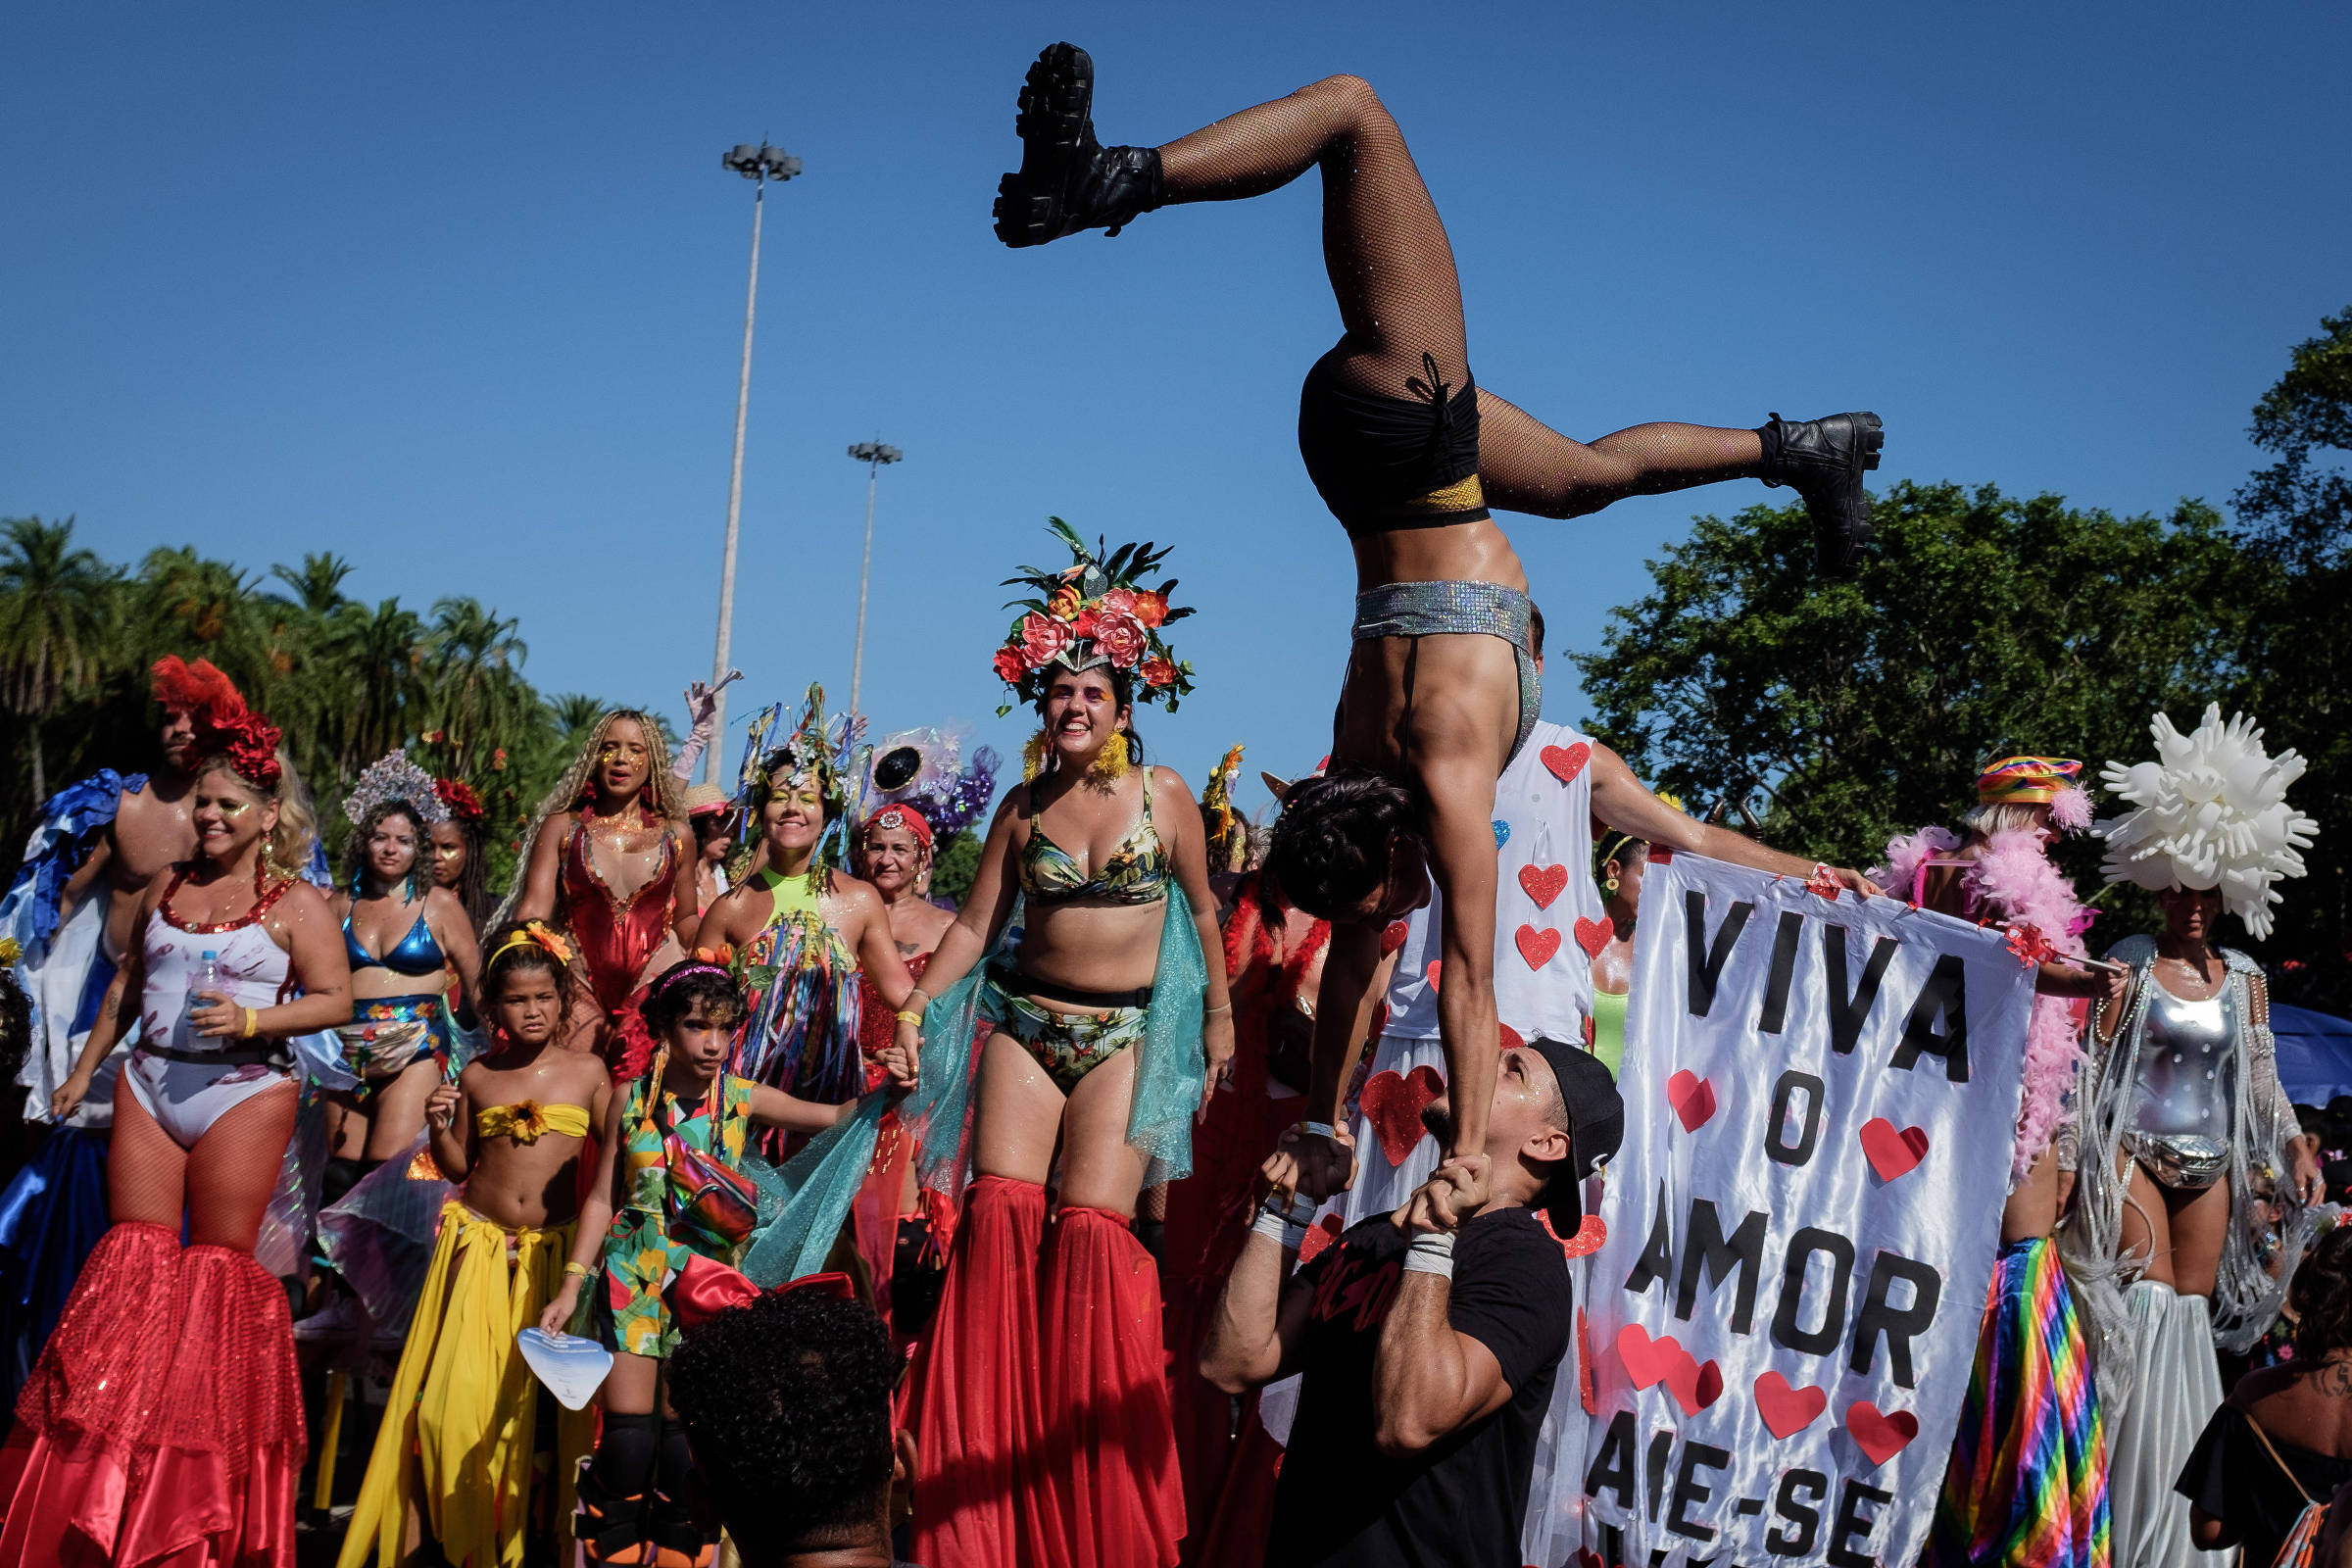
[318,599,428,780]
[548,692,609,740]
[425,597,529,778]
[269,553,356,616]
[0,516,117,801]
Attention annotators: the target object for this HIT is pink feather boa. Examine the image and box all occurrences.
[1876,825,2094,1176]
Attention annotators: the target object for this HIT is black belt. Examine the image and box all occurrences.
[992,963,1152,1011]
[140,1043,278,1067]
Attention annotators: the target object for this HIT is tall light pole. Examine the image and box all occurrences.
[705,140,802,784]
[846,440,903,715]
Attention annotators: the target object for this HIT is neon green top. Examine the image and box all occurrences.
[1590,987,1628,1080]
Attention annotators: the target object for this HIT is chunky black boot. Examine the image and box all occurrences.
[647,1490,717,1568]
[1758,411,1884,579]
[994,42,1163,247]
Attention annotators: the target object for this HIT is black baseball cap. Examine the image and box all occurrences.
[1522,1035,1624,1233]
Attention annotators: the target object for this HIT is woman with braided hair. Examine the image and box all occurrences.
[508,710,699,1077]
[7,705,350,1566]
[993,43,1885,1213]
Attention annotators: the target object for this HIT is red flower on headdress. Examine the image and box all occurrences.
[435,778,484,822]
[205,710,283,789]
[149,656,245,725]
[1046,585,1083,622]
[1090,608,1148,668]
[1133,589,1169,628]
[1141,657,1178,688]
[1018,612,1073,670]
[992,646,1028,685]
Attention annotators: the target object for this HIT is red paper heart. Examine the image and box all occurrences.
[1296,1213,1344,1263]
[1845,1400,1919,1466]
[1359,1064,1446,1166]
[1574,915,1612,958]
[1517,862,1570,909]
[1859,1117,1931,1182]
[1515,925,1561,970]
[1666,1069,1717,1133]
[1542,742,1592,785]
[1614,1323,1680,1392]
[1753,1370,1829,1439]
[1663,1353,1723,1417]
[1381,919,1410,956]
[1424,960,1441,993]
[1498,1022,1525,1054]
[1577,1552,1604,1568]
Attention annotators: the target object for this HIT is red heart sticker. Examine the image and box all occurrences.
[1859,1117,1931,1182]
[1515,925,1561,970]
[1381,919,1410,956]
[1424,959,1441,993]
[1562,1213,1606,1259]
[1663,1355,1724,1417]
[1517,862,1570,909]
[1577,1552,1604,1568]
[1845,1400,1920,1466]
[1574,915,1612,958]
[1297,1213,1344,1263]
[1666,1069,1717,1133]
[1498,1022,1525,1054]
[1753,1370,1829,1439]
[1614,1323,1679,1392]
[1359,1064,1446,1166]
[1542,742,1592,784]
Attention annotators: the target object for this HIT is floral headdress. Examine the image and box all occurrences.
[2096,704,2318,940]
[202,709,284,791]
[343,750,450,828]
[991,517,1195,716]
[435,777,484,824]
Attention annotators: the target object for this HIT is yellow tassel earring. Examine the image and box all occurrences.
[1088,732,1134,783]
[1021,729,1054,783]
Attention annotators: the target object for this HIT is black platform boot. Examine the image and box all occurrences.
[994,42,1163,247]
[575,1465,653,1565]
[1758,411,1884,579]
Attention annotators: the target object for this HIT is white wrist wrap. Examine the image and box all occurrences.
[1251,1206,1308,1251]
[1400,1230,1456,1279]
[1298,1120,1338,1141]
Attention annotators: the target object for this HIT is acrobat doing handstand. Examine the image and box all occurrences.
[993,45,1883,1205]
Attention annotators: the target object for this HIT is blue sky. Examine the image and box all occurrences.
[5,3,2346,816]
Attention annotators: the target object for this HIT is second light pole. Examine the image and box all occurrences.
[846,440,903,715]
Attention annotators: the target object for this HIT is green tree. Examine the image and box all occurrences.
[2235,307,2352,1004]
[0,516,117,801]
[1573,481,2268,894]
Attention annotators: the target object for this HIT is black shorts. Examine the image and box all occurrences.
[1297,348,1491,538]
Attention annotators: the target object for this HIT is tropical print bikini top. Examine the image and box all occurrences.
[1018,769,1169,906]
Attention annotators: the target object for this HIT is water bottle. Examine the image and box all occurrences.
[186,950,223,1049]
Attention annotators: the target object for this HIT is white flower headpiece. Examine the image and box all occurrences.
[2095,704,2317,940]
[343,749,450,828]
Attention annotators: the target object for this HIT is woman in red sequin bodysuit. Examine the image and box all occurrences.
[509,710,698,1079]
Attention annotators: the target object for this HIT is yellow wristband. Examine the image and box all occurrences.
[564,1260,592,1279]
[241,1006,260,1039]
[895,1009,924,1028]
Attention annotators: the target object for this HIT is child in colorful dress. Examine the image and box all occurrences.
[541,958,915,1567]
[337,921,608,1568]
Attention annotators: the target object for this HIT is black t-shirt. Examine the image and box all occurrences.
[2179,1401,2352,1566]
[1267,1205,1573,1568]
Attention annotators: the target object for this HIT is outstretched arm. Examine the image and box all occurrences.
[1588,744,1880,895]
[1200,1143,1321,1394]
[1298,918,1382,1198]
[1373,1163,1511,1455]
[1420,750,1502,1191]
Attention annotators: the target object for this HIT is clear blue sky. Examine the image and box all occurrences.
[6,3,2346,816]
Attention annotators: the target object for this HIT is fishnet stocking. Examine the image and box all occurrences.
[1155,74,1765,517]
[108,1073,298,1251]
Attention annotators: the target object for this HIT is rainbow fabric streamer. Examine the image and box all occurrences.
[1928,1237,2111,1568]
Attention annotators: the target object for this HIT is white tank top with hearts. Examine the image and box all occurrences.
[1381,719,1605,1049]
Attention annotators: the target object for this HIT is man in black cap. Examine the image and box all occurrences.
[1200,1034,1623,1568]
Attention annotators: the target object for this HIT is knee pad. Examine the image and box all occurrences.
[656,1417,694,1495]
[595,1410,659,1495]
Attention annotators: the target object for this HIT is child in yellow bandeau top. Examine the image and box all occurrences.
[337,921,610,1568]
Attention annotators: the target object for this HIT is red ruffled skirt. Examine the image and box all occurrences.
[0,1222,303,1567]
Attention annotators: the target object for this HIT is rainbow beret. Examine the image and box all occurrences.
[1976,756,2082,805]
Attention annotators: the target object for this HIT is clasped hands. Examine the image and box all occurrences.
[1267,1123,1493,1237]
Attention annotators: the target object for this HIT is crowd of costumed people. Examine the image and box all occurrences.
[0,36,2344,1568]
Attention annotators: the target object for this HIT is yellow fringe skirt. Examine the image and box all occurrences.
[336,1199,593,1568]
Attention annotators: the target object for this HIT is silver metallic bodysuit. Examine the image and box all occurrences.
[2132,983,2236,1138]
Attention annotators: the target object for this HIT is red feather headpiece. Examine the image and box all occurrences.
[149,657,246,726]
[205,710,284,790]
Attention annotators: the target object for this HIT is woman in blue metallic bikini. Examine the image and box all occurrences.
[994,45,1884,1205]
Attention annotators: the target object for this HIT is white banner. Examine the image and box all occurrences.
[1581,850,2034,1567]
